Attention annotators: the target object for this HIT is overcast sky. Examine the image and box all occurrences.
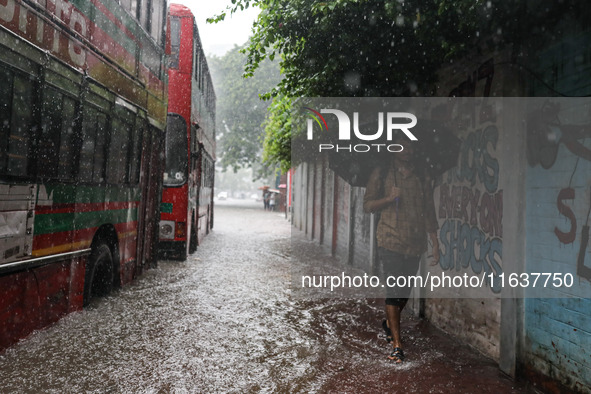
[171,0,260,57]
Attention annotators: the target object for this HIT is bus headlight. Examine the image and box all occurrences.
[159,220,175,240]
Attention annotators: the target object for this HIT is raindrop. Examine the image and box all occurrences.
[344,72,360,91]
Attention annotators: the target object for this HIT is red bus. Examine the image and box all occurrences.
[159,4,216,260]
[0,0,168,350]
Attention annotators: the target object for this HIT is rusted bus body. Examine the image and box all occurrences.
[0,0,168,350]
[158,4,215,260]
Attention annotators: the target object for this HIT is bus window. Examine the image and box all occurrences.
[38,88,78,180]
[169,17,180,69]
[93,114,107,183]
[107,117,132,184]
[139,0,150,32]
[164,114,187,186]
[38,88,63,179]
[150,0,165,45]
[0,67,10,174]
[79,106,108,183]
[129,119,143,185]
[9,75,34,177]
[0,71,35,178]
[57,96,77,180]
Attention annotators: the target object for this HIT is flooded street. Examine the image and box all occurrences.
[0,200,527,393]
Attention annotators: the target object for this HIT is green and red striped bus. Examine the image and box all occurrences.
[158,4,215,260]
[0,0,168,350]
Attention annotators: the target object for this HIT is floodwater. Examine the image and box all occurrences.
[0,199,529,393]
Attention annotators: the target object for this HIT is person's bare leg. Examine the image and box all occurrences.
[385,299,408,362]
[386,305,402,348]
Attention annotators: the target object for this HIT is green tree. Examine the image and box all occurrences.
[209,44,281,172]
[262,94,292,173]
[210,0,591,168]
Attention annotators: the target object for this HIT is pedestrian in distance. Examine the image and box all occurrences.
[363,135,440,364]
[263,191,270,210]
[269,193,276,212]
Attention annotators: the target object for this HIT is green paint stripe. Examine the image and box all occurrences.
[39,184,140,204]
[35,208,139,235]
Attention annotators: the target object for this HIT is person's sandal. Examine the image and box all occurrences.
[382,320,392,343]
[388,347,405,363]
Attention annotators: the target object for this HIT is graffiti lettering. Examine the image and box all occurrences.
[449,58,495,99]
[439,184,502,238]
[439,219,503,293]
[555,187,576,244]
[448,58,496,127]
[452,125,500,193]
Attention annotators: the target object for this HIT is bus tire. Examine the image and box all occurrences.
[83,243,114,306]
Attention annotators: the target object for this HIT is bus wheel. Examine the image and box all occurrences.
[189,220,198,254]
[84,243,114,306]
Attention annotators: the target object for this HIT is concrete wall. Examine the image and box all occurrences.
[423,52,515,363]
[290,30,591,392]
[522,31,591,392]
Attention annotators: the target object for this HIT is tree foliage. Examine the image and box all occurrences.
[209,44,281,172]
[262,95,292,173]
[210,0,591,169]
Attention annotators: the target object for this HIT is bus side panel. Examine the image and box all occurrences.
[115,219,139,285]
[0,257,84,350]
[0,0,167,352]
[143,128,164,267]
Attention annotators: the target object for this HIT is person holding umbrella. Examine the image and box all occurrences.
[363,135,440,363]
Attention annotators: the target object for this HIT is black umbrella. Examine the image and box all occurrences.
[325,119,461,187]
[410,119,462,180]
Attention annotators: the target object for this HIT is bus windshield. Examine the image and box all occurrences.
[164,114,188,186]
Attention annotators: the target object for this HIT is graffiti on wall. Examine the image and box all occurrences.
[438,127,503,293]
[436,58,503,293]
[526,101,591,280]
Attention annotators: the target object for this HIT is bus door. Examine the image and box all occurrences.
[76,82,111,254]
[0,58,38,267]
[137,120,164,270]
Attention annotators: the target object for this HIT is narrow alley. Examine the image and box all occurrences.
[0,200,530,393]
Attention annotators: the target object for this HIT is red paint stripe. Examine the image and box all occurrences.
[113,221,139,233]
[33,221,139,252]
[72,227,98,243]
[33,231,75,253]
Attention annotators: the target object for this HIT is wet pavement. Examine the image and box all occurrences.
[0,199,532,393]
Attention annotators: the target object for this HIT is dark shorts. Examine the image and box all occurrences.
[377,247,421,307]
